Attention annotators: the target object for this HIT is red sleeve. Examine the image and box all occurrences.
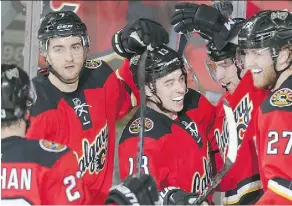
[198,94,216,138]
[118,135,178,190]
[26,110,70,145]
[256,110,292,204]
[114,59,140,119]
[41,151,94,205]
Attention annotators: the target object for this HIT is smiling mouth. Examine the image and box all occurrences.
[172,96,184,103]
[251,68,263,75]
[221,82,231,87]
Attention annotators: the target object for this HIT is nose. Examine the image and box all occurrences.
[216,66,226,82]
[176,80,187,93]
[64,49,74,62]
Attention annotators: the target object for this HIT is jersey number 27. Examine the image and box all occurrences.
[267,131,292,155]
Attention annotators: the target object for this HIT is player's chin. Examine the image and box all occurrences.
[172,104,184,113]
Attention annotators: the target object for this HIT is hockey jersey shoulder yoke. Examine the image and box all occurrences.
[179,88,201,113]
[119,108,173,144]
[1,136,70,168]
[31,60,114,116]
[261,75,292,114]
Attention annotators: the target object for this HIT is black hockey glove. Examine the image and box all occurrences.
[159,187,209,205]
[105,174,160,205]
[170,3,240,50]
[112,18,169,59]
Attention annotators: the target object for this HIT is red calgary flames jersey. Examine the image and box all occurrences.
[26,59,138,204]
[1,136,93,205]
[209,71,269,204]
[254,75,292,205]
[119,89,215,195]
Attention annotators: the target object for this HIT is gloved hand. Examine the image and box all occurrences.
[112,18,169,59]
[170,3,241,50]
[105,174,160,205]
[159,186,209,205]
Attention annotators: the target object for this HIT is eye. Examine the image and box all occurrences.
[54,48,63,53]
[179,75,185,82]
[165,81,174,88]
[72,45,81,50]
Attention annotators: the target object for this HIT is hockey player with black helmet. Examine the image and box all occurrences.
[118,45,216,205]
[1,64,161,205]
[169,3,270,204]
[26,10,169,203]
[1,63,94,204]
[205,40,267,205]
[237,10,292,205]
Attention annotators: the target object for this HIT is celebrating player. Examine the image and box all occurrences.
[238,10,292,205]
[1,64,162,205]
[26,11,169,203]
[170,3,270,204]
[118,45,216,205]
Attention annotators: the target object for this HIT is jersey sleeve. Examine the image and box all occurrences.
[106,59,139,119]
[41,151,93,205]
[256,110,292,204]
[118,135,178,190]
[26,111,70,145]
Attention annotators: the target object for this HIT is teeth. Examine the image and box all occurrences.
[221,82,230,87]
[251,69,262,74]
[172,96,183,101]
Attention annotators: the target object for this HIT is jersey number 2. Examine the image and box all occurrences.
[128,156,149,175]
[267,131,292,155]
[63,175,81,202]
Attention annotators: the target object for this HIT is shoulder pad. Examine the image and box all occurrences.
[119,109,172,144]
[261,87,292,113]
[85,59,103,69]
[181,88,201,112]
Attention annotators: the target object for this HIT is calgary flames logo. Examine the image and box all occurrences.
[75,124,108,176]
[191,157,212,194]
[215,94,253,159]
[129,118,154,134]
[270,88,292,107]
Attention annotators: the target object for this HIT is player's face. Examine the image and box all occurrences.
[155,69,187,113]
[244,48,276,89]
[46,36,86,82]
[215,58,240,94]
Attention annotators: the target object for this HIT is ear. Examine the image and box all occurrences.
[276,48,290,72]
[145,85,153,97]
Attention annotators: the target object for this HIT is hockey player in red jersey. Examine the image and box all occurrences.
[25,11,169,203]
[1,64,93,205]
[118,45,216,205]
[170,4,269,204]
[238,10,292,205]
[1,64,162,205]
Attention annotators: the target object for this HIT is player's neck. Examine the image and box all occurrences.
[147,102,178,120]
[1,120,26,139]
[272,67,292,92]
[48,73,78,93]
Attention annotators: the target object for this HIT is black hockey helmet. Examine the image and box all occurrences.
[1,64,36,122]
[130,45,185,88]
[238,10,292,52]
[207,41,238,62]
[38,11,89,50]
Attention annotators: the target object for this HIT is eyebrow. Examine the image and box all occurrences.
[52,42,82,49]
[163,74,184,84]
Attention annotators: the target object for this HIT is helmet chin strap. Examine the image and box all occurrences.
[49,66,80,84]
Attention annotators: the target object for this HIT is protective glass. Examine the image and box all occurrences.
[204,57,234,83]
